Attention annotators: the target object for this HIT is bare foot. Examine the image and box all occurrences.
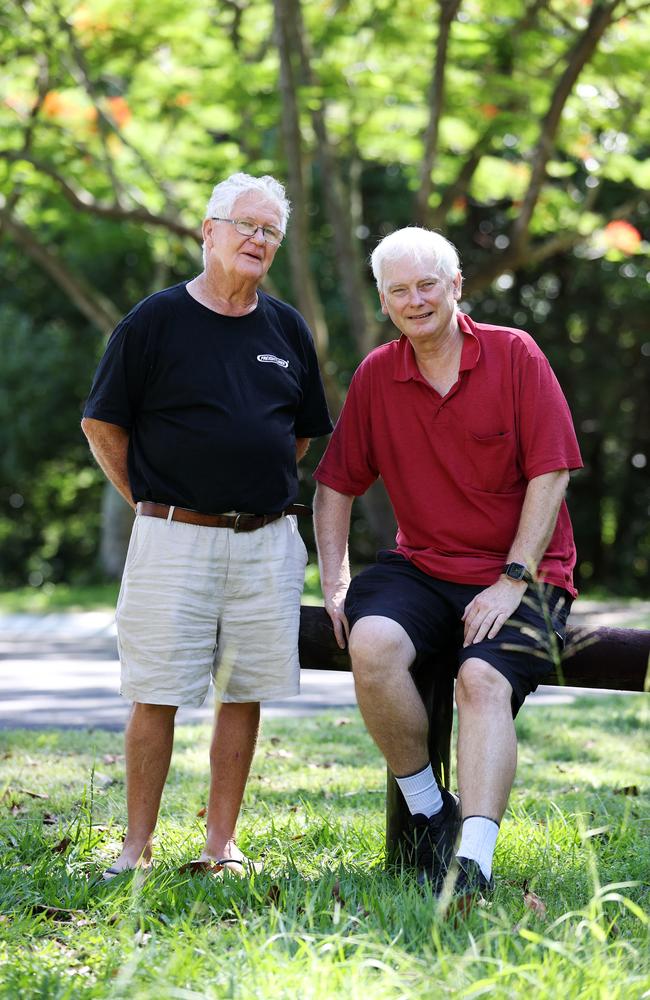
[197,837,263,875]
[103,839,152,879]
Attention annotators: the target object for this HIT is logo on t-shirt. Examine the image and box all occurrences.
[257,354,289,369]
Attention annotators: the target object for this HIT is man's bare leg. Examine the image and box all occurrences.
[455,658,517,821]
[110,702,178,873]
[201,701,260,863]
[348,616,427,775]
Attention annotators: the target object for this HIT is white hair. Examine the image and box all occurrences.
[370,227,461,291]
[205,172,291,231]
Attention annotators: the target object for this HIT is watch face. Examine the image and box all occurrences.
[506,563,526,580]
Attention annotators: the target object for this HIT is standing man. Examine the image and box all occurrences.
[313,226,582,905]
[82,172,332,877]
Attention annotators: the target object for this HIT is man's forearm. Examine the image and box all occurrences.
[313,483,353,591]
[81,417,134,509]
[505,469,570,575]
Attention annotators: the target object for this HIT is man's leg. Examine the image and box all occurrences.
[201,701,261,862]
[109,702,178,873]
[349,615,461,882]
[454,657,517,882]
[348,616,426,774]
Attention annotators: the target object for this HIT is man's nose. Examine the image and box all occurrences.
[249,226,266,244]
[407,287,424,305]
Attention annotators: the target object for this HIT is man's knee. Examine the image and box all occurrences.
[456,658,512,709]
[348,616,415,688]
[129,702,178,725]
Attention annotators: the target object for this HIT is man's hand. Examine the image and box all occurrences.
[323,582,350,650]
[462,578,527,647]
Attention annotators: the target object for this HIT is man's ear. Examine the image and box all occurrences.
[379,290,388,315]
[453,271,463,301]
[201,218,214,248]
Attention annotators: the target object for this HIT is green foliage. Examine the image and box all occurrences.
[1,0,649,588]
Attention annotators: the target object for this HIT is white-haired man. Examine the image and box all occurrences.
[82,173,332,877]
[314,227,582,905]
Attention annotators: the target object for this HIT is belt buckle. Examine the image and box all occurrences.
[233,512,244,533]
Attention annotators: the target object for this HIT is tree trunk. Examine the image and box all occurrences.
[99,484,134,579]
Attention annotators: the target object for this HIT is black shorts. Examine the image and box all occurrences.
[344,551,572,716]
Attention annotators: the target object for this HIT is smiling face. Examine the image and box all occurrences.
[203,191,283,287]
[379,254,462,346]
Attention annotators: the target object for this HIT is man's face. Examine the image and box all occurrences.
[203,191,283,283]
[379,255,461,344]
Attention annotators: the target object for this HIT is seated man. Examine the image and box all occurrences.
[313,226,582,905]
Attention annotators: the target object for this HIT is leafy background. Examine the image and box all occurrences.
[1,0,649,593]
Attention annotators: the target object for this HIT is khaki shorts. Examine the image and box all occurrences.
[115,512,308,706]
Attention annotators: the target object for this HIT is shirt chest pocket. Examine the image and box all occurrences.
[462,429,521,494]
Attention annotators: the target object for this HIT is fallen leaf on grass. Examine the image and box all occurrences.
[17,787,49,800]
[1,752,12,760]
[613,785,639,797]
[102,754,124,765]
[42,812,59,825]
[266,748,294,759]
[52,836,72,854]
[10,804,25,817]
[334,717,352,727]
[523,889,547,918]
[196,806,207,817]
[331,880,345,905]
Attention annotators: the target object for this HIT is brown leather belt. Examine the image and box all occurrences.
[136,501,312,532]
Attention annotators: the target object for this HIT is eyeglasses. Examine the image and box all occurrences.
[211,217,284,246]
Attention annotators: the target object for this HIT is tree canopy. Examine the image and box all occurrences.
[1,0,649,592]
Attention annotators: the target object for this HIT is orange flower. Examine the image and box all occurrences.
[174,92,192,107]
[107,96,131,127]
[42,91,67,117]
[603,220,642,254]
[479,103,499,119]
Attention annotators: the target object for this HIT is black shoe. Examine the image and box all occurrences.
[450,857,494,910]
[404,789,461,889]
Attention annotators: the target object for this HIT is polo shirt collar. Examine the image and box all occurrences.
[393,311,481,382]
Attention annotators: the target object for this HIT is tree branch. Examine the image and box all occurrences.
[0,151,200,242]
[415,0,462,225]
[287,0,380,353]
[0,207,121,334]
[271,0,331,361]
[510,0,624,252]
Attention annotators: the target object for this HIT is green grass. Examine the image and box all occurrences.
[0,582,121,614]
[0,698,648,998]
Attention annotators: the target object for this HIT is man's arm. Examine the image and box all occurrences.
[81,417,135,510]
[296,437,311,462]
[313,482,354,649]
[462,469,570,646]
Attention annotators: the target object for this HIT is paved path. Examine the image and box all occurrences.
[1,602,646,730]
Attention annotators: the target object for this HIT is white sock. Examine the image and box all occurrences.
[395,764,443,818]
[456,816,499,880]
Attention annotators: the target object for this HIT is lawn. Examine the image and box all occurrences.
[0,697,648,999]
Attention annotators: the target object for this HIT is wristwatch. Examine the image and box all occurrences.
[502,562,533,584]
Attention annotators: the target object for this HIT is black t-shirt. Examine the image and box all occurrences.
[83,282,333,512]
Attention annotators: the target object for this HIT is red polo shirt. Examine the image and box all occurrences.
[314,312,583,596]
